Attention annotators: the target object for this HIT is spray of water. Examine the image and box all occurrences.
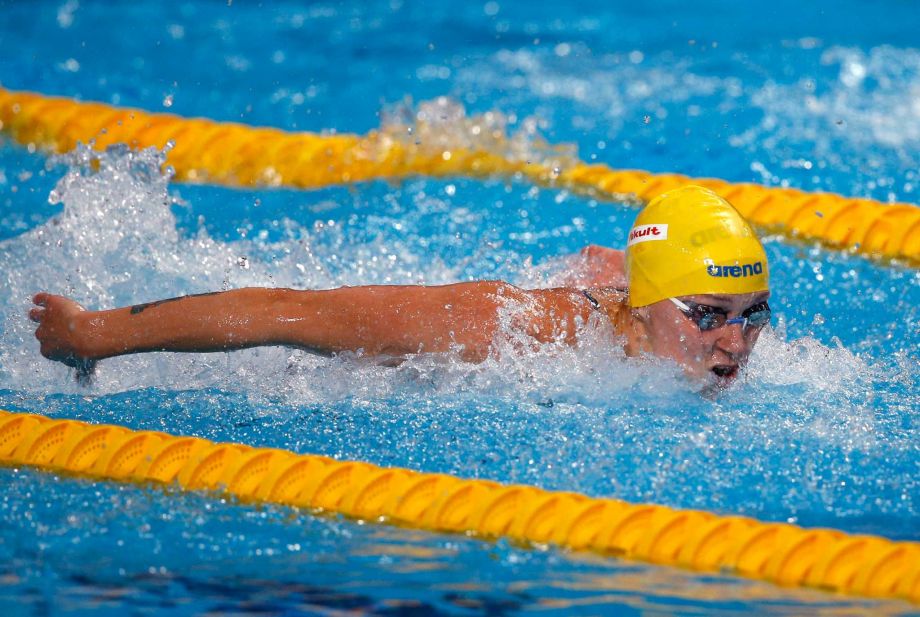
[0,140,893,405]
[0,141,692,404]
[0,113,914,540]
[381,95,577,175]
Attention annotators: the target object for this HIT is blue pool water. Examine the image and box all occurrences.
[1,1,919,614]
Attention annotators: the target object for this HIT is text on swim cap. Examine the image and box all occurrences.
[705,261,764,278]
[691,226,730,246]
[690,224,753,247]
[627,224,668,246]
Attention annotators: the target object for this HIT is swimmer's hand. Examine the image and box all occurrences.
[30,293,98,377]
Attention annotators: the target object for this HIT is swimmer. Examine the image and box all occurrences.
[30,186,771,389]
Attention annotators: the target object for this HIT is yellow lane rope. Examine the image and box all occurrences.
[0,410,917,604]
[0,87,917,265]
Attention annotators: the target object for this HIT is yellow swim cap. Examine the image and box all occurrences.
[626,185,769,307]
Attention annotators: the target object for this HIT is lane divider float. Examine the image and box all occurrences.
[0,409,917,604]
[0,87,917,266]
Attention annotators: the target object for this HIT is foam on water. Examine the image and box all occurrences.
[457,42,920,201]
[735,45,920,197]
[0,141,694,405]
[0,143,890,408]
[0,143,915,542]
[381,96,578,174]
[458,47,726,133]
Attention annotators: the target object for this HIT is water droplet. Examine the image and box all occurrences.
[60,58,80,73]
[163,94,174,108]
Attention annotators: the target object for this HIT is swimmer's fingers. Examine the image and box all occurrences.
[31,293,87,316]
[30,293,92,365]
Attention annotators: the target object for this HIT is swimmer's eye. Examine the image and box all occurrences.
[670,299,727,331]
[695,309,724,331]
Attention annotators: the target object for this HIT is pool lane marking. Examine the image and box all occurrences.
[0,87,917,266]
[0,410,917,604]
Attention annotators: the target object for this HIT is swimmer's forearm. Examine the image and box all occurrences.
[75,284,516,362]
[75,288,288,359]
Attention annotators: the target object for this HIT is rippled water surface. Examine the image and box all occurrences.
[0,1,918,615]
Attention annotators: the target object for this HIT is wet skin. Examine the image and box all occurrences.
[629,291,771,388]
[29,247,769,389]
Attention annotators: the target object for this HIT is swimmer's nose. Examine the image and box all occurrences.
[716,322,748,359]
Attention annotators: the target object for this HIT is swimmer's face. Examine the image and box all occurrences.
[637,291,771,388]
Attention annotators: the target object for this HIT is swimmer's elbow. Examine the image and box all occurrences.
[427,280,524,361]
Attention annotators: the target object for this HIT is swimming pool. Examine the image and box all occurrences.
[0,0,918,614]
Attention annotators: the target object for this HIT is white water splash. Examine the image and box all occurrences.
[381,95,577,173]
[0,107,914,550]
[0,144,684,405]
[0,140,889,413]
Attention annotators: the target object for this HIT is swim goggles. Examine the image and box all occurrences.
[669,298,771,332]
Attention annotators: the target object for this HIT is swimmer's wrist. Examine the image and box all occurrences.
[74,312,119,360]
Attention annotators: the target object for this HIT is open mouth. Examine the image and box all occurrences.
[710,364,739,381]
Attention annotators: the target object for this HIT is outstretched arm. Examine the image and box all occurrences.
[31,282,594,367]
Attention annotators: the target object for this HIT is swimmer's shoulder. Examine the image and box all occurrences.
[581,287,630,332]
[534,286,628,317]
[582,287,628,307]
